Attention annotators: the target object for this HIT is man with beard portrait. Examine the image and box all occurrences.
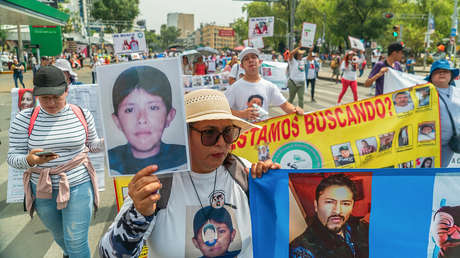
[290,174,369,258]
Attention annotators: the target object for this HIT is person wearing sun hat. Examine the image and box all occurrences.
[425,59,460,167]
[99,89,281,257]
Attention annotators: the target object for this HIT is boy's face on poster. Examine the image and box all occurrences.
[112,88,175,159]
[315,185,354,234]
[421,126,433,135]
[20,91,34,110]
[340,149,351,158]
[394,93,409,107]
[193,219,236,257]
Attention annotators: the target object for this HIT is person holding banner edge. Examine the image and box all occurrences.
[99,89,281,257]
[424,59,460,167]
[225,47,304,122]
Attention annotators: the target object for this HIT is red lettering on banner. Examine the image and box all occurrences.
[282,118,291,139]
[346,106,358,126]
[236,133,247,148]
[314,112,327,132]
[256,125,268,145]
[292,116,300,137]
[364,101,376,120]
[335,108,347,127]
[353,103,367,123]
[269,121,281,142]
[384,97,393,116]
[325,110,337,129]
[304,114,315,134]
[250,128,258,146]
[375,99,386,118]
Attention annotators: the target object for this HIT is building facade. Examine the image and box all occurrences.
[167,13,194,38]
[201,25,236,50]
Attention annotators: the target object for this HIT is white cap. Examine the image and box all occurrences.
[238,47,259,61]
[53,58,77,77]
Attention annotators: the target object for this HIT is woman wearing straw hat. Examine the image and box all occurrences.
[424,59,460,167]
[99,89,280,257]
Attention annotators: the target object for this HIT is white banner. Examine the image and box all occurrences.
[7,86,106,203]
[261,61,288,91]
[348,36,365,51]
[244,37,264,49]
[249,16,274,38]
[301,22,316,48]
[112,32,147,55]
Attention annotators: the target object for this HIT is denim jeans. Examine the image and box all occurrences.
[13,73,25,88]
[31,181,94,258]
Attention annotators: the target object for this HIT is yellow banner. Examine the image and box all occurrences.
[231,83,441,168]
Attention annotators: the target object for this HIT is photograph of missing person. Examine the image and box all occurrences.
[97,58,189,176]
[398,160,414,168]
[392,90,414,114]
[183,75,193,88]
[212,75,221,85]
[378,132,395,151]
[258,144,270,162]
[428,174,460,258]
[356,137,377,156]
[203,75,213,86]
[416,156,434,168]
[415,86,430,108]
[418,122,436,142]
[331,143,355,167]
[192,76,203,87]
[185,206,243,258]
[262,67,272,77]
[289,173,370,258]
[18,89,35,111]
[246,94,268,122]
[398,126,410,147]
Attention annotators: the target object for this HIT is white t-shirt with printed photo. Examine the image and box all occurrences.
[340,61,358,81]
[289,58,306,82]
[225,78,287,114]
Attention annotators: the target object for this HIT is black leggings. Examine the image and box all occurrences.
[306,79,316,99]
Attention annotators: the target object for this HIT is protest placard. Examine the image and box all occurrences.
[249,16,274,38]
[112,32,147,55]
[348,36,365,51]
[301,23,317,48]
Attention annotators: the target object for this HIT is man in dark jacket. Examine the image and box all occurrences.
[290,174,369,258]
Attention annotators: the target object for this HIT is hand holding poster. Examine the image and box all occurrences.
[301,23,317,48]
[348,36,365,51]
[249,16,274,38]
[97,58,190,176]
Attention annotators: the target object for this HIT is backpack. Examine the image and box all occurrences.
[28,104,88,142]
[154,153,249,215]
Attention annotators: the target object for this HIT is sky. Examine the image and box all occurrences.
[138,0,251,32]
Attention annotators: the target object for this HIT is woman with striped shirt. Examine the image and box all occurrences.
[8,66,104,258]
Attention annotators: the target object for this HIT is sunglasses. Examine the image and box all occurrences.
[190,126,241,146]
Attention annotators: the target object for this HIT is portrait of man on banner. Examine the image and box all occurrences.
[289,173,370,258]
[97,59,189,176]
[393,91,414,114]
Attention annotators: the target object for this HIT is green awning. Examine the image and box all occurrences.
[0,0,69,26]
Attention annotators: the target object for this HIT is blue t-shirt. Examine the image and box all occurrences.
[108,142,187,175]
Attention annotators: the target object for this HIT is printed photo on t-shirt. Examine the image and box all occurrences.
[185,205,242,258]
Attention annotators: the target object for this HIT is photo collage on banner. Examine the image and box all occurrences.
[97,58,190,176]
[232,83,441,169]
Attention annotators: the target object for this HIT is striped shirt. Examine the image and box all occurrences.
[8,104,103,188]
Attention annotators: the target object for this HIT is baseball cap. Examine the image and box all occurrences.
[339,145,349,151]
[238,47,259,62]
[54,58,77,77]
[33,66,67,96]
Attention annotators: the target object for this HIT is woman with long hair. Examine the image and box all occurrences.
[337,50,359,105]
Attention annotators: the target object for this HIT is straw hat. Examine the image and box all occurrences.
[185,89,260,132]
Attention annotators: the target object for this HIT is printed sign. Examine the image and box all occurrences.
[301,23,317,48]
[249,16,274,38]
[349,36,365,51]
[112,32,147,55]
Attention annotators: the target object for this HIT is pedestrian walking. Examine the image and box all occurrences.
[305,50,320,102]
[337,51,359,105]
[330,54,341,83]
[287,45,306,108]
[12,58,26,88]
[8,66,104,258]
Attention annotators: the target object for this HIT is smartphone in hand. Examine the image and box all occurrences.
[35,151,58,157]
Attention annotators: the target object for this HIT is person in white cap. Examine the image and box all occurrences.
[54,58,82,85]
[225,47,304,122]
[99,89,280,257]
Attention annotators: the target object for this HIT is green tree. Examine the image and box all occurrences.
[144,29,162,52]
[92,0,140,33]
[231,17,248,45]
[159,25,181,49]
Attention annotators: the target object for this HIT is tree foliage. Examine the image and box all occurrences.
[159,25,181,49]
[92,0,139,33]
